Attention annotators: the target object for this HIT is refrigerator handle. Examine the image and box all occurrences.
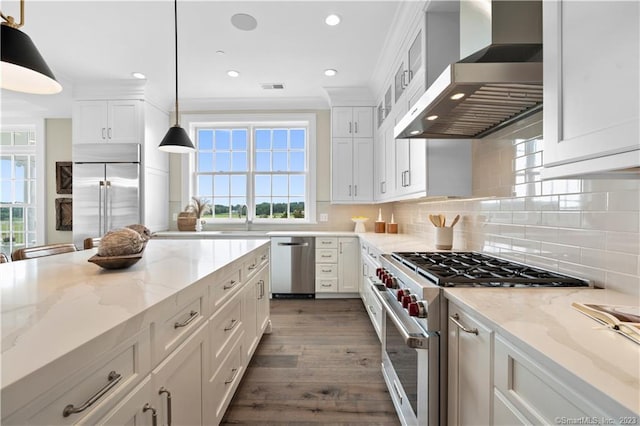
[105,181,111,231]
[99,181,105,235]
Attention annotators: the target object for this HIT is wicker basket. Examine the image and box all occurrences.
[177,212,197,231]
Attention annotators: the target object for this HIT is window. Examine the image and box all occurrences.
[185,114,316,223]
[0,128,38,257]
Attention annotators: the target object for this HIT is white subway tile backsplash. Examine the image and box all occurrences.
[391,119,639,296]
[582,211,640,232]
[558,193,607,211]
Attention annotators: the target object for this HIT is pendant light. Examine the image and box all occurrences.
[159,0,195,153]
[1,0,62,94]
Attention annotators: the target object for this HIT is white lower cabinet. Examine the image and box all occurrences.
[447,303,493,426]
[1,245,270,426]
[337,237,359,293]
[151,322,206,426]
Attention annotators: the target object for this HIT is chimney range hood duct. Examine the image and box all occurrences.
[395,0,543,140]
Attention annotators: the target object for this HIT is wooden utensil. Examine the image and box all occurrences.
[429,214,440,227]
[439,214,446,227]
[450,214,460,228]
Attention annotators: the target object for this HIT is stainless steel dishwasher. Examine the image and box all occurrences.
[270,237,315,298]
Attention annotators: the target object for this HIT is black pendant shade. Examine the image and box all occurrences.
[158,0,195,153]
[1,24,62,94]
[159,125,195,153]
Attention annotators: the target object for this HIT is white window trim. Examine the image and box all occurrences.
[181,113,317,224]
[0,119,46,246]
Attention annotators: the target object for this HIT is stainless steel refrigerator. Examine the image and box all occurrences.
[72,143,141,248]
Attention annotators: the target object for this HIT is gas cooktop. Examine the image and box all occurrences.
[391,252,590,288]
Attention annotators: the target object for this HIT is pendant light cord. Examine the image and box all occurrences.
[173,0,180,126]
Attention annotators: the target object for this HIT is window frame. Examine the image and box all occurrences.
[0,120,46,255]
[181,113,317,224]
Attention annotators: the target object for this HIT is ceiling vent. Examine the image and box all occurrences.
[261,83,285,90]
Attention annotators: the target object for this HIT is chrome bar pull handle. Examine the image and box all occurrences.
[354,185,358,197]
[98,181,105,235]
[174,310,198,329]
[101,128,106,139]
[107,127,112,139]
[348,185,352,196]
[143,403,158,426]
[63,371,122,417]
[225,368,239,385]
[159,387,172,426]
[450,313,479,335]
[349,122,352,134]
[224,318,239,332]
[223,280,238,290]
[355,122,358,133]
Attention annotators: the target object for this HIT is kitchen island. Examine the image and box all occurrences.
[1,238,271,425]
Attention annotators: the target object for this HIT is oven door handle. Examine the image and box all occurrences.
[370,284,429,349]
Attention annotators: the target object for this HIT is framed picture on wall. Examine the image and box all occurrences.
[55,198,72,231]
[56,161,72,194]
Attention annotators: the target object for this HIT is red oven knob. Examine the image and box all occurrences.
[385,276,397,289]
[397,289,409,301]
[402,294,417,309]
[408,301,426,318]
[376,268,383,278]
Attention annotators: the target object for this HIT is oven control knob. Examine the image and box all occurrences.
[408,301,426,318]
[385,276,397,289]
[402,294,417,309]
[396,289,410,301]
[376,268,384,278]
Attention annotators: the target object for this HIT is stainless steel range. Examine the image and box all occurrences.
[370,251,590,426]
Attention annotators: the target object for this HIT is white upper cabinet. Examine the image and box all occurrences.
[332,107,374,138]
[543,1,640,178]
[73,100,143,144]
[331,107,374,203]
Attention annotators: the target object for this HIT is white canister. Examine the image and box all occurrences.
[435,227,453,250]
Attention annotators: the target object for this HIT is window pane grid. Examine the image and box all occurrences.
[194,124,307,221]
[1,130,37,257]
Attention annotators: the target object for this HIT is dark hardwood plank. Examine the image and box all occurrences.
[220,298,400,425]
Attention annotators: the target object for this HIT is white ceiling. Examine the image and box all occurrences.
[1,0,405,118]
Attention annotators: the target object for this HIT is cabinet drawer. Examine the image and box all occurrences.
[315,263,338,278]
[244,247,269,281]
[316,249,337,263]
[154,295,205,361]
[316,279,338,293]
[316,237,338,248]
[3,329,151,426]
[209,292,243,375]
[208,335,244,424]
[210,266,242,311]
[494,335,597,423]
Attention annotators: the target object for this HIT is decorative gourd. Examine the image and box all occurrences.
[98,228,144,257]
[126,224,151,242]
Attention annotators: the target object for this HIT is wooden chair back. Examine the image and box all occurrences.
[11,243,78,261]
[83,237,101,250]
[0,253,9,263]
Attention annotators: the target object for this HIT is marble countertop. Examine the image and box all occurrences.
[0,238,269,390]
[445,288,640,415]
[154,230,359,238]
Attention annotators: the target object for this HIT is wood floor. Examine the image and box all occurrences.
[221,298,400,425]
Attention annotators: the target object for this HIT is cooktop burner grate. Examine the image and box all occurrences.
[392,252,590,287]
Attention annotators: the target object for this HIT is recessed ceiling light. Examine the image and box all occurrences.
[450,93,465,100]
[216,50,225,56]
[324,69,337,77]
[410,130,421,135]
[231,13,258,31]
[131,72,146,79]
[227,70,240,77]
[325,14,341,26]
[427,115,438,121]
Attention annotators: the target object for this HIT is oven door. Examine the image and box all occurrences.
[371,285,440,426]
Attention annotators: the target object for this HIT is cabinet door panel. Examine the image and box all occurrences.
[108,101,141,143]
[543,1,639,174]
[353,107,373,138]
[332,107,353,138]
[331,137,354,201]
[353,138,373,201]
[338,238,359,293]
[95,377,153,426]
[74,101,108,144]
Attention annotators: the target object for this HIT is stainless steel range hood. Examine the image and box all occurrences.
[395,0,543,140]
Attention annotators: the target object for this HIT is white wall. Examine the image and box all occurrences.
[45,119,73,244]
